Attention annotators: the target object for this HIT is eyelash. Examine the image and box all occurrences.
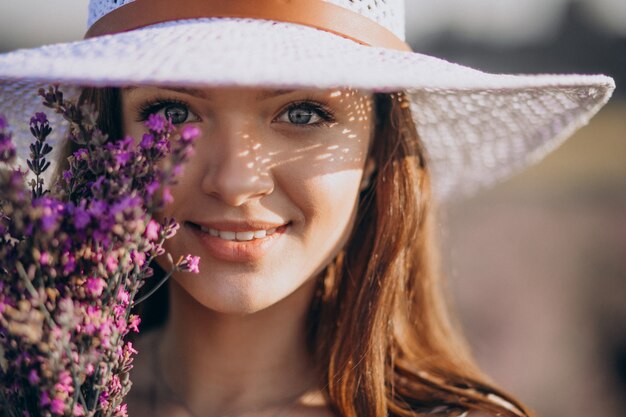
[136,98,192,123]
[135,97,336,128]
[280,98,336,128]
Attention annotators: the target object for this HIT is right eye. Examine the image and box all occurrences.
[138,99,201,125]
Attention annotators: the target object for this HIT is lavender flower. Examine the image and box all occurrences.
[0,85,200,417]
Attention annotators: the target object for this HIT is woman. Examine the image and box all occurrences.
[0,0,614,416]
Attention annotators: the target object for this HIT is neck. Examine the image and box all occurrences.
[156,278,321,416]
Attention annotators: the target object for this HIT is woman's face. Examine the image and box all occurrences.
[121,87,374,314]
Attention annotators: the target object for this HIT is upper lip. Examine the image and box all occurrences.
[186,220,288,232]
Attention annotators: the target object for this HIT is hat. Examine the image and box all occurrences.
[0,0,615,200]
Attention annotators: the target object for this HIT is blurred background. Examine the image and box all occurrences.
[404,1,626,417]
[1,1,624,416]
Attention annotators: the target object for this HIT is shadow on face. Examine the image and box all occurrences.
[121,86,375,182]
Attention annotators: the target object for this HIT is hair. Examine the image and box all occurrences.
[53,87,536,417]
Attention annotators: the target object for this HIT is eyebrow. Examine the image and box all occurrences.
[124,86,297,101]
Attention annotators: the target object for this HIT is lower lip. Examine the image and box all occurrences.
[186,223,288,263]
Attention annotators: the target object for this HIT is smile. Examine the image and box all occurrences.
[186,221,289,262]
[197,225,279,241]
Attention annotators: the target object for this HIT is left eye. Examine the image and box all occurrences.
[162,104,190,125]
[138,100,201,125]
[276,103,333,126]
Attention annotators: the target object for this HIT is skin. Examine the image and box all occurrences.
[120,87,375,416]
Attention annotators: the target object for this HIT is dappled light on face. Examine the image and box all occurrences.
[120,86,374,195]
[250,88,374,172]
[226,130,270,185]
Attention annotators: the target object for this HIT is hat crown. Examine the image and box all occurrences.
[87,0,406,41]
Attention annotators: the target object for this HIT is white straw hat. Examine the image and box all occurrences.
[0,0,615,200]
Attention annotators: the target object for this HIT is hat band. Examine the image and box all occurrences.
[85,0,412,52]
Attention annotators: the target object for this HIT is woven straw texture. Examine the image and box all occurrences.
[0,1,615,201]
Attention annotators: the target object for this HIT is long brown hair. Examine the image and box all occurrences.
[54,88,536,417]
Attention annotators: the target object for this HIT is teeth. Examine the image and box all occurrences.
[220,231,236,241]
[197,224,280,241]
[235,231,254,241]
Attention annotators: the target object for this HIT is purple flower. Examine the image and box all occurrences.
[92,229,112,247]
[62,252,76,275]
[85,277,106,297]
[74,148,88,159]
[98,391,110,407]
[118,135,134,149]
[29,112,48,127]
[145,180,160,196]
[39,251,50,266]
[139,133,154,149]
[128,316,140,333]
[40,213,58,232]
[185,255,200,273]
[73,403,85,417]
[40,391,51,406]
[130,250,146,267]
[106,255,119,274]
[40,205,62,232]
[73,206,90,229]
[31,197,64,232]
[50,398,65,415]
[155,137,170,153]
[56,371,73,394]
[27,369,40,385]
[0,132,14,153]
[114,403,128,417]
[115,150,131,166]
[146,114,167,133]
[88,200,108,217]
[117,288,130,304]
[181,125,200,141]
[91,176,105,192]
[0,86,195,416]
[145,220,160,241]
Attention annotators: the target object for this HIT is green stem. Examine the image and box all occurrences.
[66,345,89,411]
[132,268,173,306]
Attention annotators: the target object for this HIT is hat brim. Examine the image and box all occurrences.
[0,18,615,200]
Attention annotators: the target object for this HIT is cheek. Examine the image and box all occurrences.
[285,169,363,287]
[279,160,364,249]
[272,132,371,246]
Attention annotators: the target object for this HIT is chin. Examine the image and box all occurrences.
[170,270,315,316]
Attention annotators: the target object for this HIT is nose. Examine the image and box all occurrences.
[199,127,274,207]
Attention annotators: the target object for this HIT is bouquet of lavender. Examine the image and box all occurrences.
[0,86,199,417]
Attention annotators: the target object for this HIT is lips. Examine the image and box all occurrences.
[185,221,289,262]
